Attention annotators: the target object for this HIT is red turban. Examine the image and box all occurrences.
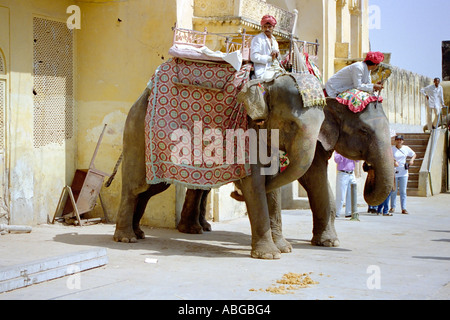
[260,15,277,27]
[364,51,384,64]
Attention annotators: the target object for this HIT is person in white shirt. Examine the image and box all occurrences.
[420,77,445,130]
[325,51,385,97]
[250,15,280,80]
[389,135,416,214]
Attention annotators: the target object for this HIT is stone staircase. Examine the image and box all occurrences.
[398,133,430,196]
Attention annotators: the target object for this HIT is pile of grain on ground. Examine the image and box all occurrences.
[250,272,320,294]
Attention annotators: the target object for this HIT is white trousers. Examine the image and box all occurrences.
[427,105,441,129]
[335,171,357,217]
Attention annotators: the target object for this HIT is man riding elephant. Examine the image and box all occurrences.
[325,51,385,97]
[250,14,282,80]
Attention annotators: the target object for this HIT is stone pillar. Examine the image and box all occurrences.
[443,41,450,81]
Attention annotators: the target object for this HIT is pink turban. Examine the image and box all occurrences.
[260,15,277,27]
[364,51,384,64]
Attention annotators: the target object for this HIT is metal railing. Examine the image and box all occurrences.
[426,105,449,195]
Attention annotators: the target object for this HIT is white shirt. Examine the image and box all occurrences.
[325,62,374,97]
[392,145,415,178]
[250,32,279,79]
[420,84,445,109]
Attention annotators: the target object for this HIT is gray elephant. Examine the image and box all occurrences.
[180,97,394,251]
[113,73,325,259]
[298,98,394,246]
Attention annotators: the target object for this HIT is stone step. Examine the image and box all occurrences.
[394,132,431,193]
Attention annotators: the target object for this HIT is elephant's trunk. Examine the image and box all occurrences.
[265,147,312,194]
[265,109,324,193]
[363,147,395,206]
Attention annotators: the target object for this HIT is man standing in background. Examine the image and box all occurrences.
[421,78,445,130]
[334,152,358,218]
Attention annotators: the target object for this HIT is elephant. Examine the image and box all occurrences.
[298,98,394,246]
[179,96,394,251]
[113,73,325,259]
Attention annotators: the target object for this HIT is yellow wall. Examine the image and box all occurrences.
[75,0,179,227]
[0,0,182,227]
[0,0,76,225]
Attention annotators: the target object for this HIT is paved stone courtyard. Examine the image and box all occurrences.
[1,193,449,300]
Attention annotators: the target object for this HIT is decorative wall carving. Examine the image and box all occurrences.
[194,0,296,36]
[239,0,295,33]
[194,0,235,17]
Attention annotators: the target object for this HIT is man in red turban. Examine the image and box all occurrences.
[250,15,280,79]
[260,14,277,27]
[325,51,385,97]
[364,51,385,65]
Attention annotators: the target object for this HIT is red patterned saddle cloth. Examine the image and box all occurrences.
[145,58,252,189]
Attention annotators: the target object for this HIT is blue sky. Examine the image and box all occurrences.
[369,0,450,79]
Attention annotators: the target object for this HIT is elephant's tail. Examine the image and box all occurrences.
[105,152,123,187]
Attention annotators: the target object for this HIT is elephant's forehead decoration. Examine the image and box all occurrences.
[287,73,327,108]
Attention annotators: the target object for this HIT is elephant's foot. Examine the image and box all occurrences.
[311,233,340,247]
[273,236,292,253]
[177,221,204,234]
[251,241,281,259]
[113,228,138,243]
[200,219,212,232]
[133,226,146,239]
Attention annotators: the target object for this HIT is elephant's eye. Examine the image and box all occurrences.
[289,121,298,131]
[359,128,370,136]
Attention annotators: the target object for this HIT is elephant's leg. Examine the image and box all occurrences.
[178,189,206,234]
[267,186,292,253]
[240,167,281,259]
[114,183,169,243]
[114,189,143,243]
[132,183,171,239]
[114,88,152,243]
[299,144,339,247]
[199,189,212,232]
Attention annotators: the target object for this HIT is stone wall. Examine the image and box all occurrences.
[382,66,432,130]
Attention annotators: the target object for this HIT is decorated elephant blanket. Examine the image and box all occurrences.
[145,58,252,189]
[336,88,383,113]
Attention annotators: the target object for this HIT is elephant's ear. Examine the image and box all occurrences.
[237,79,268,121]
[318,99,339,151]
